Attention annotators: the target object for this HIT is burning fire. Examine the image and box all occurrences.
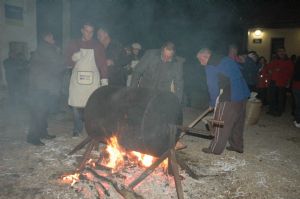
[62,136,169,186]
[101,136,168,171]
[130,151,154,167]
[60,134,174,199]
[62,173,80,186]
[101,136,126,170]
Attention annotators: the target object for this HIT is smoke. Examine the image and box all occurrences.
[33,0,247,110]
[68,0,244,56]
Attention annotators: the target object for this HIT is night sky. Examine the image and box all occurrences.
[37,0,300,55]
[69,0,245,55]
[37,0,249,56]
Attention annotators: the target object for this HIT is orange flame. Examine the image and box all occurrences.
[130,151,154,167]
[62,173,80,186]
[161,158,169,171]
[101,136,125,171]
[100,136,168,171]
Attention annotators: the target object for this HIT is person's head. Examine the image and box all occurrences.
[97,27,110,43]
[258,56,267,65]
[228,44,238,57]
[276,48,287,60]
[131,42,142,56]
[41,31,55,45]
[81,22,94,41]
[271,53,277,61]
[161,41,175,61]
[197,48,212,66]
[247,51,258,62]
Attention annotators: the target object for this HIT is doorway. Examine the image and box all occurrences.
[271,38,285,60]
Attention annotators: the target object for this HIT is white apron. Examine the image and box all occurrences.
[68,48,100,107]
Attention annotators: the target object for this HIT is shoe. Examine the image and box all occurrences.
[27,138,45,146]
[201,148,213,154]
[41,134,56,139]
[294,121,300,128]
[226,146,243,153]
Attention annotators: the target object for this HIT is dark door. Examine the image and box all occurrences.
[271,38,285,60]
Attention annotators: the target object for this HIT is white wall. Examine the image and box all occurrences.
[0,0,37,85]
[248,28,300,62]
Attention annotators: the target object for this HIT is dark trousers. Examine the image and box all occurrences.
[293,89,300,123]
[268,81,286,115]
[257,88,268,105]
[27,90,55,141]
[208,101,246,154]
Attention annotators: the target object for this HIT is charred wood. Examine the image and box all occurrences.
[85,167,143,199]
[127,149,170,189]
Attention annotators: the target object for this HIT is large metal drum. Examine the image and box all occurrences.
[84,86,182,157]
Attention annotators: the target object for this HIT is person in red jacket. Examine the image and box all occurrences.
[266,48,294,116]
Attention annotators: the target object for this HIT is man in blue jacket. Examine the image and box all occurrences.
[197,47,250,154]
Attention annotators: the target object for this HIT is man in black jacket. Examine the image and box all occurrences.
[97,27,130,86]
[131,41,185,150]
[130,42,184,102]
[27,32,64,146]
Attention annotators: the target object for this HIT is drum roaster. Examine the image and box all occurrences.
[69,86,222,199]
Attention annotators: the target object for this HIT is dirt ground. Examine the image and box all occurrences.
[0,98,299,199]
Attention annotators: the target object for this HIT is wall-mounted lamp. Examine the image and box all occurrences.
[254,29,262,37]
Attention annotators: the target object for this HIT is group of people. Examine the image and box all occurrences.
[227,45,300,127]
[256,49,299,128]
[23,22,144,145]
[4,21,299,156]
[24,22,183,146]
[196,45,300,154]
[23,19,244,156]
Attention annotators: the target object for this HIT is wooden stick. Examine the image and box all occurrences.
[187,107,213,128]
[95,183,108,199]
[77,140,97,172]
[94,164,113,172]
[170,149,184,199]
[69,136,92,155]
[85,167,144,199]
[81,172,110,197]
[128,149,170,189]
[175,153,199,180]
[177,126,211,136]
[207,119,224,126]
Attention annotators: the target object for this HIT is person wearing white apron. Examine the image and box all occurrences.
[66,23,108,137]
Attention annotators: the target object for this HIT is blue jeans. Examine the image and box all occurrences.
[293,89,300,123]
[72,107,84,134]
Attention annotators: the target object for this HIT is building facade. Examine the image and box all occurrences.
[0,0,37,86]
[248,28,300,61]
